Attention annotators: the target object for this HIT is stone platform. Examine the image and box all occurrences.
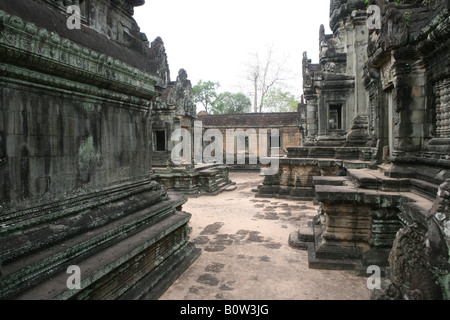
[290,166,437,275]
[256,157,371,200]
[152,164,236,197]
[0,180,200,300]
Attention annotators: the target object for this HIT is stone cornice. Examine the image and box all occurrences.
[415,8,450,54]
[0,9,160,101]
[0,63,152,110]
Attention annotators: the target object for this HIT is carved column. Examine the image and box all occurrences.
[351,9,369,117]
[305,95,318,143]
[436,79,450,138]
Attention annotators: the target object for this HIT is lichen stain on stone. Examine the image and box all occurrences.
[20,146,30,199]
[78,136,100,182]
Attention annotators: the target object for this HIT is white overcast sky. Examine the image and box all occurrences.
[133,0,331,99]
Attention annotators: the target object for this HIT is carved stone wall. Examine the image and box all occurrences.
[436,79,450,138]
[303,0,371,147]
[0,0,200,300]
[294,0,450,301]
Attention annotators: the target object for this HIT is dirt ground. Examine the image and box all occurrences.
[160,171,372,300]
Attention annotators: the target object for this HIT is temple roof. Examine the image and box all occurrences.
[198,112,300,128]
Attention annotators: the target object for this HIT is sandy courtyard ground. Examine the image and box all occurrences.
[160,171,372,300]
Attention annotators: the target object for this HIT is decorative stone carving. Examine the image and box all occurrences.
[174,69,196,117]
[436,79,450,138]
[0,0,200,300]
[388,223,443,300]
[148,36,170,87]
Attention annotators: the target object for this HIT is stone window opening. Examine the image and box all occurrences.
[329,104,343,130]
[268,132,283,149]
[154,131,167,152]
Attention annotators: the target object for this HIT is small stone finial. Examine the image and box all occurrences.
[177,69,188,82]
[319,24,326,41]
[151,36,164,46]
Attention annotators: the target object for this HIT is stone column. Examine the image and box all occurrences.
[305,95,318,143]
[436,78,450,138]
[351,10,369,117]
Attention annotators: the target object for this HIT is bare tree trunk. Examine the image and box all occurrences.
[253,76,258,113]
[247,46,288,113]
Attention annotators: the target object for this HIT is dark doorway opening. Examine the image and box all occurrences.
[155,131,166,152]
[329,104,343,130]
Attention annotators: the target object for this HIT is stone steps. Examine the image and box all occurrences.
[11,211,200,300]
[0,182,199,300]
[314,175,434,212]
[154,164,235,196]
[0,180,166,264]
[0,178,156,238]
[308,167,436,272]
[348,168,439,201]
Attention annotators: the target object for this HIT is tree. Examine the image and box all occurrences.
[262,89,299,113]
[246,46,289,113]
[210,92,252,115]
[192,80,220,114]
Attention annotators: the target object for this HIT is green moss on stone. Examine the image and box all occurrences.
[78,136,100,181]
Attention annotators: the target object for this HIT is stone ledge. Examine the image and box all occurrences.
[347,167,440,201]
[0,179,170,264]
[313,176,347,186]
[11,211,197,300]
[0,185,199,300]
[0,9,159,101]
[287,146,374,161]
[310,174,435,274]
[153,164,235,195]
[307,243,364,272]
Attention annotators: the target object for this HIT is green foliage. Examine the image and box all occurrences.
[210,92,252,115]
[404,11,412,27]
[192,80,220,114]
[261,89,299,113]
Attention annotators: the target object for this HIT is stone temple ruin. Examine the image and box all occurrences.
[0,0,209,299]
[279,0,450,300]
[150,63,235,196]
[0,0,449,301]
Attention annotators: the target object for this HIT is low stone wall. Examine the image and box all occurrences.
[256,156,371,200]
[153,164,236,196]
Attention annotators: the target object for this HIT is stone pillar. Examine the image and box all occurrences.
[436,78,450,138]
[305,95,318,143]
[391,57,426,152]
[351,9,369,117]
[344,9,370,146]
